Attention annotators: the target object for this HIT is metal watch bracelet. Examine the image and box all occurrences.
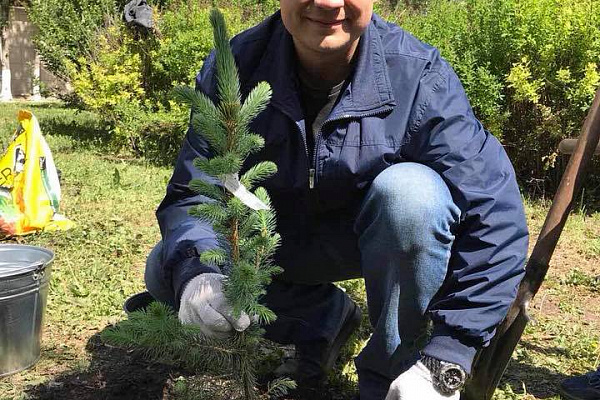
[420,355,468,396]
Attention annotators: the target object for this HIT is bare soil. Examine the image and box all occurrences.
[25,335,185,400]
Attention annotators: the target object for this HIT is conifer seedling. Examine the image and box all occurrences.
[103,8,294,399]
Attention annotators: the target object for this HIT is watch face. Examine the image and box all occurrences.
[440,364,466,391]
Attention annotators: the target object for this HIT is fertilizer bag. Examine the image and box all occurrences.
[0,110,74,236]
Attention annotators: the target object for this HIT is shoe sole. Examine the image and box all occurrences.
[323,301,363,371]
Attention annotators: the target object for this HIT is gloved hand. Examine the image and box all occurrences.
[178,273,251,338]
[385,361,460,400]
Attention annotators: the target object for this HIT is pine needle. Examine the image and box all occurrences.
[267,377,297,398]
[240,161,277,189]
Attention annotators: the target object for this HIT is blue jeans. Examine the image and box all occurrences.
[145,162,460,400]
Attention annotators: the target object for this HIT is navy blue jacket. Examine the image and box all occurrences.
[156,11,529,372]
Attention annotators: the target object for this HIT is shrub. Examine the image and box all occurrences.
[66,22,146,149]
[150,4,245,94]
[28,0,117,79]
[396,0,600,193]
[134,103,188,165]
[57,0,275,159]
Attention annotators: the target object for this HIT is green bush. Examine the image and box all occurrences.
[28,0,117,79]
[396,0,600,192]
[66,22,148,150]
[134,105,188,165]
[58,1,276,161]
[151,4,245,93]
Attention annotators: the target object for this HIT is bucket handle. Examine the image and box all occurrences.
[31,263,46,281]
[7,262,46,280]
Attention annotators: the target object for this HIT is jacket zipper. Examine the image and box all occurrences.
[293,119,318,189]
[310,106,394,189]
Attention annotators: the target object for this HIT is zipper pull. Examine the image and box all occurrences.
[309,168,315,189]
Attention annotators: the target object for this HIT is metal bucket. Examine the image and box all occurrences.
[0,244,54,377]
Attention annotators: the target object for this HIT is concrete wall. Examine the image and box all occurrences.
[4,6,68,98]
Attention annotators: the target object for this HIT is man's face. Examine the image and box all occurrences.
[280,0,373,57]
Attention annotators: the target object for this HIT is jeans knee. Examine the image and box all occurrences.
[359,163,460,238]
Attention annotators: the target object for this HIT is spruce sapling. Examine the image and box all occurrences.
[103,8,294,399]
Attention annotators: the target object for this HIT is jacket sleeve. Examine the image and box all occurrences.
[401,56,529,373]
[155,51,222,306]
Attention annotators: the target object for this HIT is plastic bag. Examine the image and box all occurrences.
[0,110,74,237]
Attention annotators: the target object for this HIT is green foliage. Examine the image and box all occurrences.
[239,82,272,127]
[59,13,191,156]
[241,161,278,190]
[399,0,600,192]
[152,3,245,89]
[266,377,298,398]
[134,106,188,165]
[193,153,243,176]
[34,0,268,161]
[102,302,259,374]
[27,0,116,78]
[66,22,146,149]
[189,178,225,202]
[174,9,279,327]
[0,1,11,30]
[174,11,281,398]
[216,0,279,20]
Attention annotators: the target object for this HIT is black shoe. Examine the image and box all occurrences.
[274,299,363,388]
[559,368,600,400]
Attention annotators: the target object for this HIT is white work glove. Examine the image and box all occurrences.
[178,273,251,338]
[385,361,460,400]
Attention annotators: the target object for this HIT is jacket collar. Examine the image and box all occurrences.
[246,12,396,121]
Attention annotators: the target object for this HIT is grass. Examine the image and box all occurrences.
[0,102,170,399]
[0,100,111,151]
[0,102,598,399]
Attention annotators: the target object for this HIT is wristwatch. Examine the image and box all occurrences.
[420,355,468,395]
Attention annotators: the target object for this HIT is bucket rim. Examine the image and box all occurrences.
[0,244,54,278]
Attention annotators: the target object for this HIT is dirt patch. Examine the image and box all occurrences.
[23,333,351,400]
[25,334,181,400]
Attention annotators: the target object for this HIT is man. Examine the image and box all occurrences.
[145,0,529,399]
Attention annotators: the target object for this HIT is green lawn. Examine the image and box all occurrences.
[0,102,598,400]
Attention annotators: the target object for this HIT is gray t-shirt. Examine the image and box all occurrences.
[297,67,346,161]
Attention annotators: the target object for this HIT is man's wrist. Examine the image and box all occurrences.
[172,258,214,307]
[422,325,478,374]
[420,355,468,395]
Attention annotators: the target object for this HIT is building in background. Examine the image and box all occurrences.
[2,6,67,100]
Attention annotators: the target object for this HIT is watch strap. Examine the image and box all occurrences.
[420,355,467,395]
